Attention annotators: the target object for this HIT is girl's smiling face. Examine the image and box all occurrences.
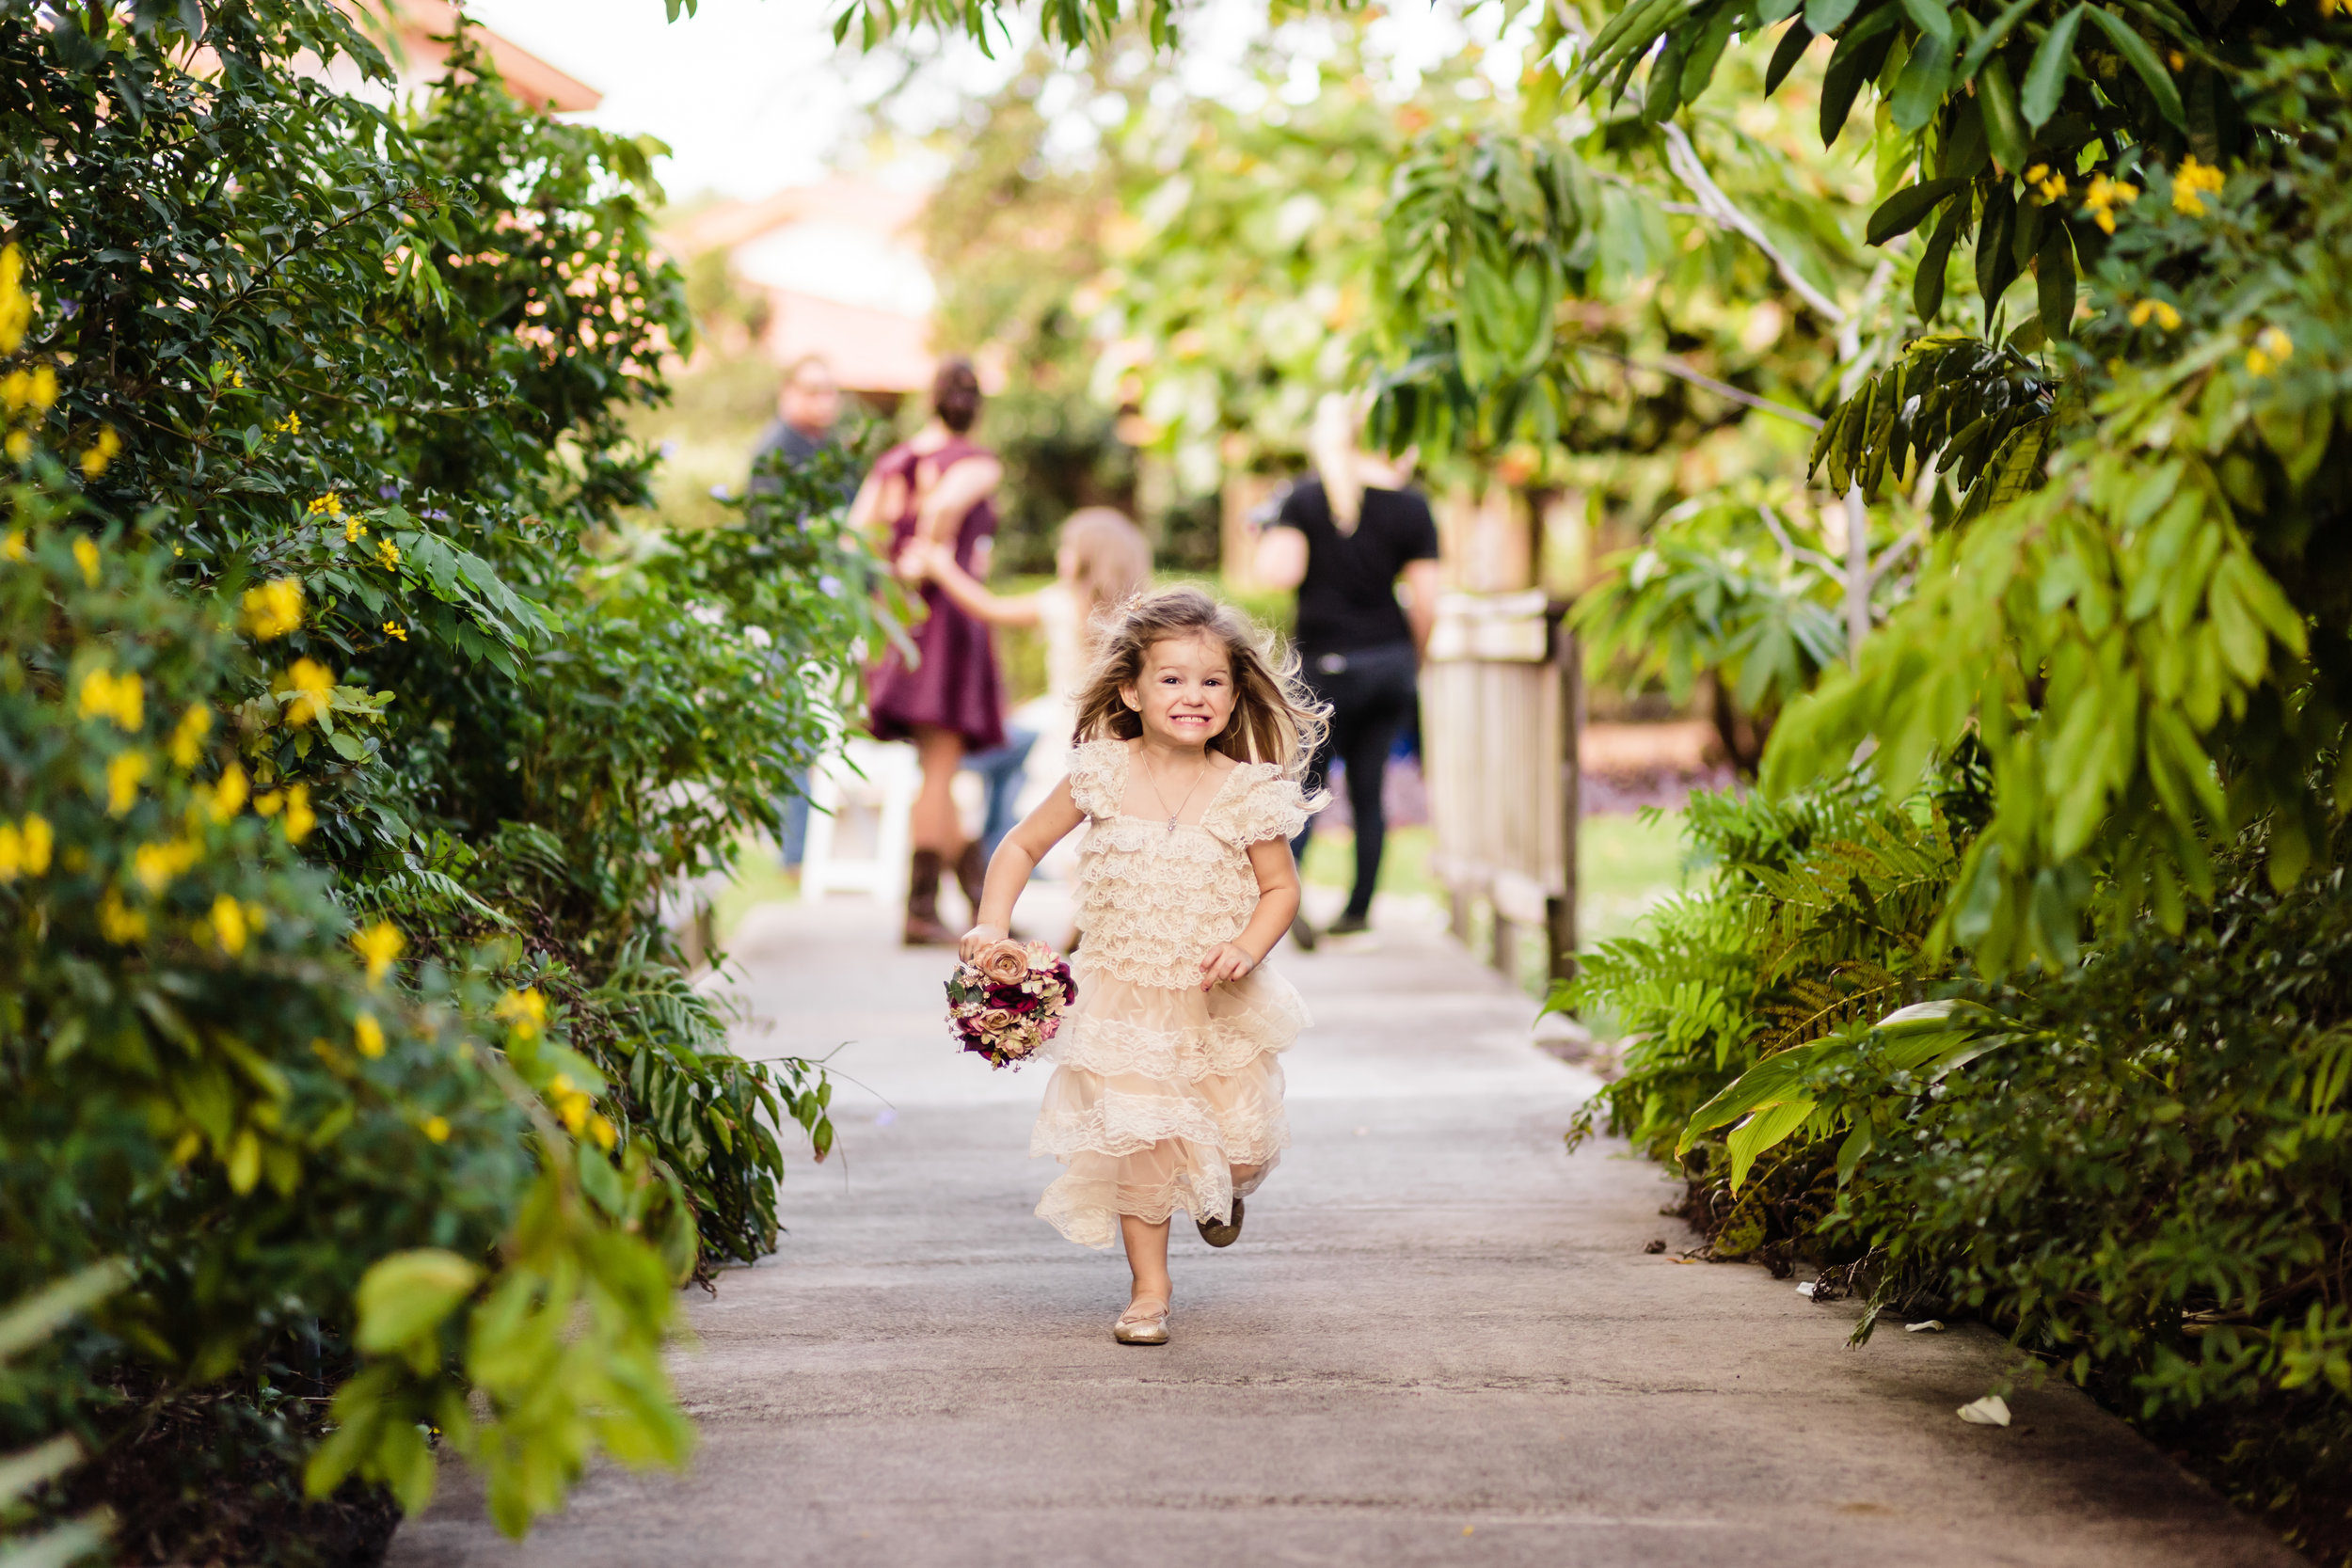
[1122,633,1234,749]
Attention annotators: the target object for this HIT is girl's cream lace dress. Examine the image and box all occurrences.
[1031,738,1324,1246]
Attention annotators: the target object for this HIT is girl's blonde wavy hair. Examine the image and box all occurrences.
[1071,585,1328,776]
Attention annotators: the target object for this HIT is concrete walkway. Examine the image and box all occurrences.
[392,891,2295,1568]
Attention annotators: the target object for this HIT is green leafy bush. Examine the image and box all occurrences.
[0,479,691,1553]
[1563,772,1969,1246]
[1659,830,2352,1560]
[4,4,875,1556]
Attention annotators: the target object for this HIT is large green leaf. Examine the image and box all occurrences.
[2085,7,2186,129]
[2021,5,2087,128]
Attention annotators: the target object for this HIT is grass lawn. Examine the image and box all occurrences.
[1300,812,1689,950]
[712,847,797,944]
[713,809,1693,964]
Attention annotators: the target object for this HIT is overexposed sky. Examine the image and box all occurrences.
[457,0,1525,204]
[462,0,916,200]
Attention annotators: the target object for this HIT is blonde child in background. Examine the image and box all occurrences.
[911,508,1152,858]
[960,586,1328,1345]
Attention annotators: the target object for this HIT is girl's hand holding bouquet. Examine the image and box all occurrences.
[946,932,1076,1070]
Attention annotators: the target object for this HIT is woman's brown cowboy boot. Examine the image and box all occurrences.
[904,849,957,945]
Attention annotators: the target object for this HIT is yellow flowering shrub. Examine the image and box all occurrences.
[3,475,695,1554]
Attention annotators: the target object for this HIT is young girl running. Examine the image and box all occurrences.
[960,586,1327,1345]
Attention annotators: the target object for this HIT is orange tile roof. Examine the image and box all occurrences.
[761,289,937,395]
[352,1,601,112]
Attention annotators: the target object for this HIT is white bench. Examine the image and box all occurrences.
[799,738,922,903]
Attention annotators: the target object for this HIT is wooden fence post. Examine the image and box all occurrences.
[1546,622,1582,985]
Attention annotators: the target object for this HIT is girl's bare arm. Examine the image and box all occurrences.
[915,454,1003,546]
[921,541,1043,627]
[1200,837,1303,988]
[960,778,1087,958]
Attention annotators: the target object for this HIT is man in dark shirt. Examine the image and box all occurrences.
[1253,438,1441,942]
[750,355,844,495]
[751,356,844,869]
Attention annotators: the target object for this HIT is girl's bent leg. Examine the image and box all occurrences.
[1120,1212,1172,1307]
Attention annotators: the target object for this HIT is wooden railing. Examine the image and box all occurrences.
[1421,590,1582,984]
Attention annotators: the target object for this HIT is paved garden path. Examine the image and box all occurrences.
[392,890,2295,1568]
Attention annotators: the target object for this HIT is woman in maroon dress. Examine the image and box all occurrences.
[850,357,1008,944]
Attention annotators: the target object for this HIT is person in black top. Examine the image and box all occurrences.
[1253,393,1441,942]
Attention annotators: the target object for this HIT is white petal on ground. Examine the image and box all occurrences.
[1905,1320,1946,1333]
[1958,1395,2011,1426]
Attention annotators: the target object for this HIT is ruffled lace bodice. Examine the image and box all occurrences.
[1065,739,1322,990]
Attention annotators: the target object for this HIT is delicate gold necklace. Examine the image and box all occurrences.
[1138,749,1212,833]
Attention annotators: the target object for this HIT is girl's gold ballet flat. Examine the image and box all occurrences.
[1112,1300,1170,1345]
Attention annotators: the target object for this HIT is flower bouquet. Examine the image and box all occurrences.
[946,939,1076,1069]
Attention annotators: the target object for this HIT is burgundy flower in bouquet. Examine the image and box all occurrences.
[946,939,1076,1069]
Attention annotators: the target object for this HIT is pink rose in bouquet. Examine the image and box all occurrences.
[945,940,1076,1070]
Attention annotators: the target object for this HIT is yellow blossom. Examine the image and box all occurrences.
[382,621,406,641]
[2035,170,2068,203]
[3,529,24,562]
[254,788,283,817]
[195,762,248,824]
[2128,298,2183,331]
[0,825,19,881]
[0,245,27,356]
[281,783,315,844]
[80,426,119,479]
[306,492,344,520]
[2083,174,2139,235]
[99,889,148,944]
[5,432,29,465]
[209,894,249,956]
[589,1115,616,1151]
[545,1073,592,1134]
[344,516,368,543]
[168,704,213,768]
[353,919,405,985]
[105,750,150,816]
[283,658,334,726]
[72,537,99,587]
[354,1012,386,1058]
[78,666,144,731]
[423,1116,451,1144]
[133,838,199,893]
[240,578,303,641]
[271,411,301,436]
[497,987,548,1041]
[18,816,49,876]
[2258,325,2294,362]
[375,538,400,570]
[2173,155,2226,216]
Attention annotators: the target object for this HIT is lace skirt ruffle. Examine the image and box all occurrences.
[1029,968,1303,1248]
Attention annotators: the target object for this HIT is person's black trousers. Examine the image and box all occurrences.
[1291,641,1420,922]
